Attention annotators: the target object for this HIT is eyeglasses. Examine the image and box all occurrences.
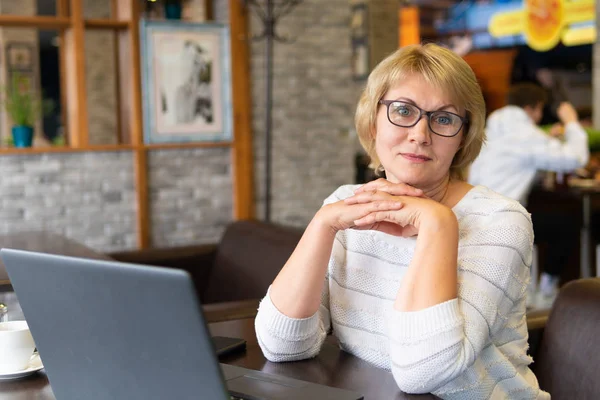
[378,100,468,137]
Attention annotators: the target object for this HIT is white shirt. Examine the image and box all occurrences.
[255,184,549,399]
[468,105,589,205]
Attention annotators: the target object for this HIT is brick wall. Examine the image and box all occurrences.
[249,0,358,226]
[368,0,398,72]
[84,0,118,145]
[148,147,233,247]
[0,151,136,251]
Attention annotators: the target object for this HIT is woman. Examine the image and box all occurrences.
[255,44,548,399]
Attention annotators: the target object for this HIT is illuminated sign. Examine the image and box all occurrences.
[489,0,595,51]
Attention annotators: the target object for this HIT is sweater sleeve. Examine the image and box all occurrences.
[387,203,533,394]
[254,276,331,362]
[524,121,589,172]
[253,185,353,363]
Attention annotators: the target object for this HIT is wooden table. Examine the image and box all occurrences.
[211,318,438,400]
[0,232,437,399]
[0,317,437,400]
[0,232,111,288]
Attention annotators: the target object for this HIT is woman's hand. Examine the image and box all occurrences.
[355,178,427,198]
[316,179,427,234]
[345,190,455,237]
[316,197,404,234]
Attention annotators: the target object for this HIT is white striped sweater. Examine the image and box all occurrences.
[255,185,550,399]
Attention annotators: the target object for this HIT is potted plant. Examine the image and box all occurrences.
[164,0,183,20]
[1,73,53,148]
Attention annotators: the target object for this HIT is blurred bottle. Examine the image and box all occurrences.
[543,171,556,190]
[0,303,7,322]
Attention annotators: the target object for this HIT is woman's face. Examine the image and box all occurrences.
[374,74,465,188]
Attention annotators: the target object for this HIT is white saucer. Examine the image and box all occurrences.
[0,353,44,380]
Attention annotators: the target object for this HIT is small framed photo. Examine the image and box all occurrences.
[140,20,233,144]
[350,2,369,81]
[6,42,34,71]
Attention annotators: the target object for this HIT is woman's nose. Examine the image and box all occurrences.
[408,117,432,145]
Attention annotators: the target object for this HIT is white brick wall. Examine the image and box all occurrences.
[0,151,137,251]
[248,0,358,226]
[148,147,233,247]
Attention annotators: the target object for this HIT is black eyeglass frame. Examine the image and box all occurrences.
[378,99,469,138]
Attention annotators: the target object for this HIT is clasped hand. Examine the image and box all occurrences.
[318,178,451,237]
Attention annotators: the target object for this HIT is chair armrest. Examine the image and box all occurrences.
[109,244,218,268]
[202,299,261,324]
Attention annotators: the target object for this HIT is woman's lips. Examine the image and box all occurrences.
[401,153,431,163]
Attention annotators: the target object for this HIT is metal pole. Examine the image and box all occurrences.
[264,0,274,222]
[246,0,301,222]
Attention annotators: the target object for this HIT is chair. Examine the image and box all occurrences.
[109,220,303,322]
[529,278,600,399]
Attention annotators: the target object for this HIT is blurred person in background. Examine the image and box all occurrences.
[469,83,589,308]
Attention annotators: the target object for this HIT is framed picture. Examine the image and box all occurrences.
[140,20,232,144]
[6,42,33,71]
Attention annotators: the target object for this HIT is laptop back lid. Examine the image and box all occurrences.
[0,249,229,400]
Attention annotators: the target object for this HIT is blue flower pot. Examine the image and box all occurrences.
[11,125,34,148]
[164,3,182,19]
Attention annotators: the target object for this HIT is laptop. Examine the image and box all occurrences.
[0,249,363,400]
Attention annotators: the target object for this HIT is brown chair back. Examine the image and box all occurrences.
[534,278,600,399]
[202,220,302,303]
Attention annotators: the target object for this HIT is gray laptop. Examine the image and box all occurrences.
[0,249,363,400]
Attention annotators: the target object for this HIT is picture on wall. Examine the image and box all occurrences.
[140,20,232,143]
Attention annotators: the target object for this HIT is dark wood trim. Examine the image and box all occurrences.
[205,0,214,21]
[84,19,129,29]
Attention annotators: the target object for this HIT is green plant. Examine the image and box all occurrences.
[1,73,54,127]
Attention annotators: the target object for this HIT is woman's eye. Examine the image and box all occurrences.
[434,115,452,125]
[395,106,412,116]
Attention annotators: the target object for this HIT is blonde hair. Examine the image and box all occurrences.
[355,43,486,181]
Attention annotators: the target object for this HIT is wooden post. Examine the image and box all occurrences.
[64,0,89,147]
[229,0,255,220]
[116,0,149,248]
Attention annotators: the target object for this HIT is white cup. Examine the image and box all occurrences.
[0,321,36,373]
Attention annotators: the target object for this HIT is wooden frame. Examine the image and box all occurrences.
[0,0,254,248]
